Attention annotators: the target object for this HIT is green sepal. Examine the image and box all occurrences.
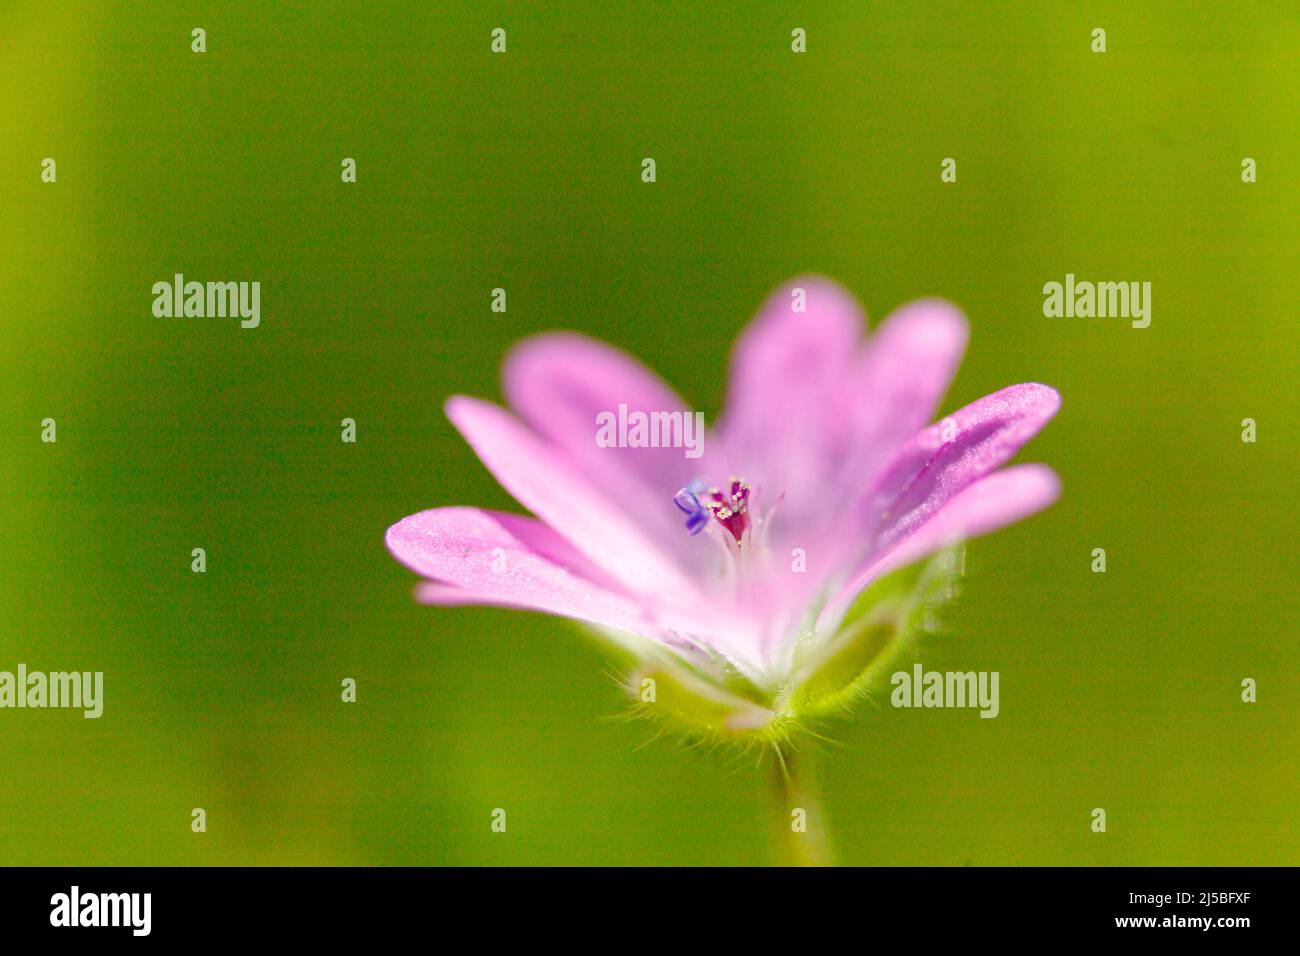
[787,545,963,718]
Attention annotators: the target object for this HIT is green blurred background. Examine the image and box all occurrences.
[2,1,1296,865]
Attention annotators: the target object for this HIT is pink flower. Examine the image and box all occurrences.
[386,278,1060,736]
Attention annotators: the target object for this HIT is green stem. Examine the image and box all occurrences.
[768,744,834,866]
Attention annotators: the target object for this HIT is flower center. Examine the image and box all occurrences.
[674,477,752,542]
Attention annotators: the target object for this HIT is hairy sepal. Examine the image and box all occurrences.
[788,545,963,717]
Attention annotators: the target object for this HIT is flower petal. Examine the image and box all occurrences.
[445,395,699,596]
[820,463,1061,628]
[860,382,1061,548]
[502,332,716,551]
[839,298,969,482]
[718,277,864,520]
[386,507,653,635]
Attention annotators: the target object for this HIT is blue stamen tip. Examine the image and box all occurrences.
[673,484,710,535]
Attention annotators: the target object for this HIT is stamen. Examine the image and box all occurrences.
[673,476,756,542]
[703,477,751,543]
[672,480,710,535]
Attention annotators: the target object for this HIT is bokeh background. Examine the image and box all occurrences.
[2,1,1296,865]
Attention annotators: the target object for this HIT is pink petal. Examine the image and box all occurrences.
[838,298,969,484]
[718,277,865,522]
[502,332,716,550]
[820,464,1061,627]
[386,507,653,635]
[444,395,700,597]
[861,382,1061,548]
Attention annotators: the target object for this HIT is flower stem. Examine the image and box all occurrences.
[768,744,834,866]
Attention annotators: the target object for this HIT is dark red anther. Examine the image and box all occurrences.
[703,478,751,542]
